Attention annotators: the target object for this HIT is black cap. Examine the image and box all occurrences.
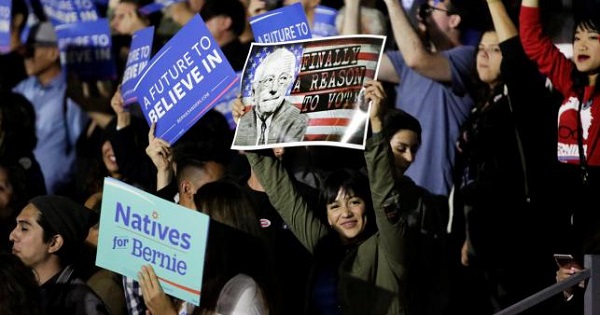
[30,195,97,253]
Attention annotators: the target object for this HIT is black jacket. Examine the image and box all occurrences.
[40,265,111,315]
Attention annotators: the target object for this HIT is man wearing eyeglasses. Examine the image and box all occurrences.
[234,47,308,146]
[341,0,476,198]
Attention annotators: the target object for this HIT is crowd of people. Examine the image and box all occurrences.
[0,0,598,314]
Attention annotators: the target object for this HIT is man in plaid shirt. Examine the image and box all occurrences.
[123,276,146,315]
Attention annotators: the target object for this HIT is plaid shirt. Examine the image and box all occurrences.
[123,276,146,315]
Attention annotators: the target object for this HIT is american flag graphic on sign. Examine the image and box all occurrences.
[238,35,386,150]
[242,44,305,98]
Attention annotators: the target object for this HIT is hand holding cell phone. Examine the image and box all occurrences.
[554,253,585,299]
[554,254,575,268]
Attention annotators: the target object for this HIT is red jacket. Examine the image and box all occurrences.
[520,6,600,166]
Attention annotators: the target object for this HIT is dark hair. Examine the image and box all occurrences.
[34,207,57,244]
[193,180,273,313]
[34,207,76,266]
[194,180,261,235]
[321,169,371,205]
[381,108,422,144]
[72,124,107,203]
[0,159,28,215]
[98,115,156,192]
[84,192,103,230]
[176,158,205,185]
[200,0,247,36]
[0,91,37,160]
[469,28,506,110]
[319,169,376,237]
[446,0,482,32]
[0,253,42,315]
[175,157,224,190]
[571,13,600,94]
[173,109,232,167]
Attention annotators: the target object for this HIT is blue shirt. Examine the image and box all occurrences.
[13,72,88,194]
[386,46,475,196]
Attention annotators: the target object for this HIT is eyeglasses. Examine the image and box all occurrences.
[258,73,292,88]
[418,3,457,20]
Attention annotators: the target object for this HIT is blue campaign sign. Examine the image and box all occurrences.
[20,1,36,45]
[121,26,154,105]
[312,5,338,38]
[97,177,210,306]
[213,71,241,130]
[0,0,11,53]
[249,2,312,44]
[138,0,186,15]
[133,14,238,144]
[55,18,116,81]
[40,0,99,25]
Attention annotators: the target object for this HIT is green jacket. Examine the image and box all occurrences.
[246,133,409,315]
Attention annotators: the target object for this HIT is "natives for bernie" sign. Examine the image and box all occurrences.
[96,177,210,305]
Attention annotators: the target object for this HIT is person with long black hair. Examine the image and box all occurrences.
[521,0,600,311]
[453,1,561,313]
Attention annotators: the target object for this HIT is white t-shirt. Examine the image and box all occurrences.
[178,274,267,315]
[215,274,268,315]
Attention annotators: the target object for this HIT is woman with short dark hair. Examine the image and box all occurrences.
[239,80,409,315]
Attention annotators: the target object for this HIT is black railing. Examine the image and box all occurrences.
[494,255,598,315]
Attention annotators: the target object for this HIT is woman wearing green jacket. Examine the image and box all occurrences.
[235,81,417,315]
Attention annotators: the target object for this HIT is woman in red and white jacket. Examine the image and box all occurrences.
[520,0,600,308]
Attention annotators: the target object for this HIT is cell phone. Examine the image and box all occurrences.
[554,254,575,268]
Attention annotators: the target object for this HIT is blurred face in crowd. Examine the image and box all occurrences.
[389,129,420,176]
[326,188,367,243]
[9,205,52,269]
[102,140,119,176]
[253,53,295,117]
[168,2,194,27]
[573,24,600,76]
[24,44,59,78]
[422,0,455,35]
[243,0,268,17]
[188,0,205,12]
[272,147,285,160]
[111,2,145,35]
[204,15,227,39]
[476,31,503,87]
[0,166,14,219]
